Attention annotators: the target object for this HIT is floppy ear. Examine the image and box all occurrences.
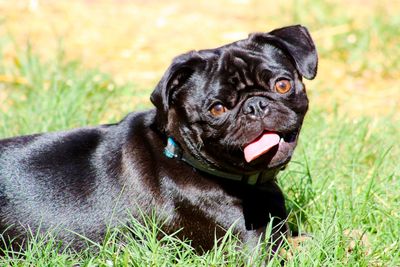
[150,51,205,131]
[249,25,318,79]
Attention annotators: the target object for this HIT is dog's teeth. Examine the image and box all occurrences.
[279,137,284,143]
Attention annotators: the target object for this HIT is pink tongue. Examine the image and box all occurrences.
[243,132,280,162]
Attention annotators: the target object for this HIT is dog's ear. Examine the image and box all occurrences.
[249,25,318,80]
[150,51,205,131]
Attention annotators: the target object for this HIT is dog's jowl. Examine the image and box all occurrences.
[0,25,317,253]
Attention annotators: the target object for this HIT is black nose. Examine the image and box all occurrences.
[242,96,269,116]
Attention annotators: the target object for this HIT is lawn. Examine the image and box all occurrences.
[0,0,399,266]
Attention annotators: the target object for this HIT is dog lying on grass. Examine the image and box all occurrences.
[0,25,317,254]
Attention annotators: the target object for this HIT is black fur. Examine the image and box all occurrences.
[0,25,317,253]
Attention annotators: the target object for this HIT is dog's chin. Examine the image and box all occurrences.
[196,131,298,174]
[224,130,299,173]
[246,137,297,169]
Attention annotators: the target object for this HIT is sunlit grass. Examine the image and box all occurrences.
[0,37,399,266]
[0,0,399,265]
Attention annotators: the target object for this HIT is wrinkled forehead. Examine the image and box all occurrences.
[199,45,296,90]
[224,46,293,70]
[204,40,296,75]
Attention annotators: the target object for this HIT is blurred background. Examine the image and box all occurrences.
[0,0,399,121]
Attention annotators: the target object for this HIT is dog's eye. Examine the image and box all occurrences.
[274,79,292,94]
[210,103,227,116]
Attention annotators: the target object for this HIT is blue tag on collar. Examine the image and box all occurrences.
[164,137,180,158]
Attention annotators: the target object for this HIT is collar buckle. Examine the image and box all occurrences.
[246,173,260,185]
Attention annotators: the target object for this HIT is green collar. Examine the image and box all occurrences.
[164,137,275,185]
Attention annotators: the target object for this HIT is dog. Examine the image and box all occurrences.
[0,25,317,253]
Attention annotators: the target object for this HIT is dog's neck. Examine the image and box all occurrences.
[164,137,278,185]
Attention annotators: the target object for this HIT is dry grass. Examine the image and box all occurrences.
[0,0,399,117]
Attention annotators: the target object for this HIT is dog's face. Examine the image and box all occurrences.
[151,25,317,174]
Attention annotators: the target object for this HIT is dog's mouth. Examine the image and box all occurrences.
[243,130,298,163]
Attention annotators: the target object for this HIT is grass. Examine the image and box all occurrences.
[0,38,399,267]
[0,0,399,265]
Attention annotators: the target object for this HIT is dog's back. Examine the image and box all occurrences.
[0,114,143,248]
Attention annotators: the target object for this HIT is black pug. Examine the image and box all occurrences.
[0,25,317,253]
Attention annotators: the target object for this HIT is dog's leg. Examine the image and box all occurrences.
[241,180,288,256]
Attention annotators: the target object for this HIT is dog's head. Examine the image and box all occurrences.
[151,25,317,174]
